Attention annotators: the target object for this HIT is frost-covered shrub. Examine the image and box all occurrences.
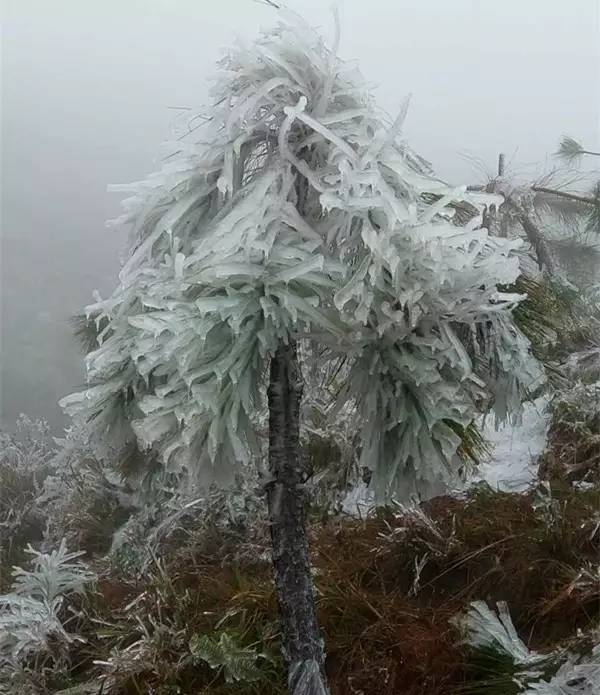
[40,426,136,556]
[189,629,279,685]
[108,470,269,577]
[0,540,95,687]
[538,381,600,484]
[0,416,56,591]
[455,601,600,695]
[92,621,185,695]
[454,600,550,668]
[525,644,600,694]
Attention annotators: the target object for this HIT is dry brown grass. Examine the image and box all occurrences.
[56,480,600,695]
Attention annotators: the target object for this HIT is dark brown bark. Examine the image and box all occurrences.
[266,339,328,694]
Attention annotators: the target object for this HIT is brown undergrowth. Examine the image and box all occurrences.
[56,480,600,695]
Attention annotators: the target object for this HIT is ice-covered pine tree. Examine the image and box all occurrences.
[61,9,538,694]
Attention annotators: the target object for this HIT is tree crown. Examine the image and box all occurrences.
[61,10,539,500]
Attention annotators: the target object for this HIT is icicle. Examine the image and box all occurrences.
[61,6,536,508]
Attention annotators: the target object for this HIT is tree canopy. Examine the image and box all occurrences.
[61,10,539,501]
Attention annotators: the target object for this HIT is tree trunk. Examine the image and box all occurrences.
[518,210,556,274]
[497,152,506,178]
[266,339,329,695]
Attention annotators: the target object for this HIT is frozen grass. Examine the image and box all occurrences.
[11,480,593,695]
[0,416,55,592]
[539,381,600,485]
[2,405,599,693]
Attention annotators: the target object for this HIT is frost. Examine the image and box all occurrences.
[0,540,94,678]
[525,646,600,694]
[61,10,537,501]
[454,600,544,668]
[189,631,274,685]
[288,658,329,695]
[474,396,549,492]
[10,542,94,600]
[455,601,600,695]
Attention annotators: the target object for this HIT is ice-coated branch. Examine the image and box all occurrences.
[62,9,538,500]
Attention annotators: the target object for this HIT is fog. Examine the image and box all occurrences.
[2,0,599,431]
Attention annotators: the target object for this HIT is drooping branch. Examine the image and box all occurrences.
[555,135,600,162]
[467,149,599,267]
[531,186,597,207]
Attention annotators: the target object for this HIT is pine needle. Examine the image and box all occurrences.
[555,136,585,163]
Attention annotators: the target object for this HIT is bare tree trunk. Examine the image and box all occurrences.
[266,339,329,695]
[481,153,506,235]
[497,152,506,178]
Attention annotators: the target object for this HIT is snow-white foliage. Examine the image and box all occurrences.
[60,10,538,500]
[0,415,55,472]
[0,540,94,674]
[10,541,94,601]
[1,416,55,549]
[524,644,600,695]
[455,601,600,694]
[39,424,138,552]
[474,396,549,493]
[453,600,545,668]
[109,472,268,576]
[375,501,458,556]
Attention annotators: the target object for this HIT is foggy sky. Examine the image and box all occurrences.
[2,0,599,431]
